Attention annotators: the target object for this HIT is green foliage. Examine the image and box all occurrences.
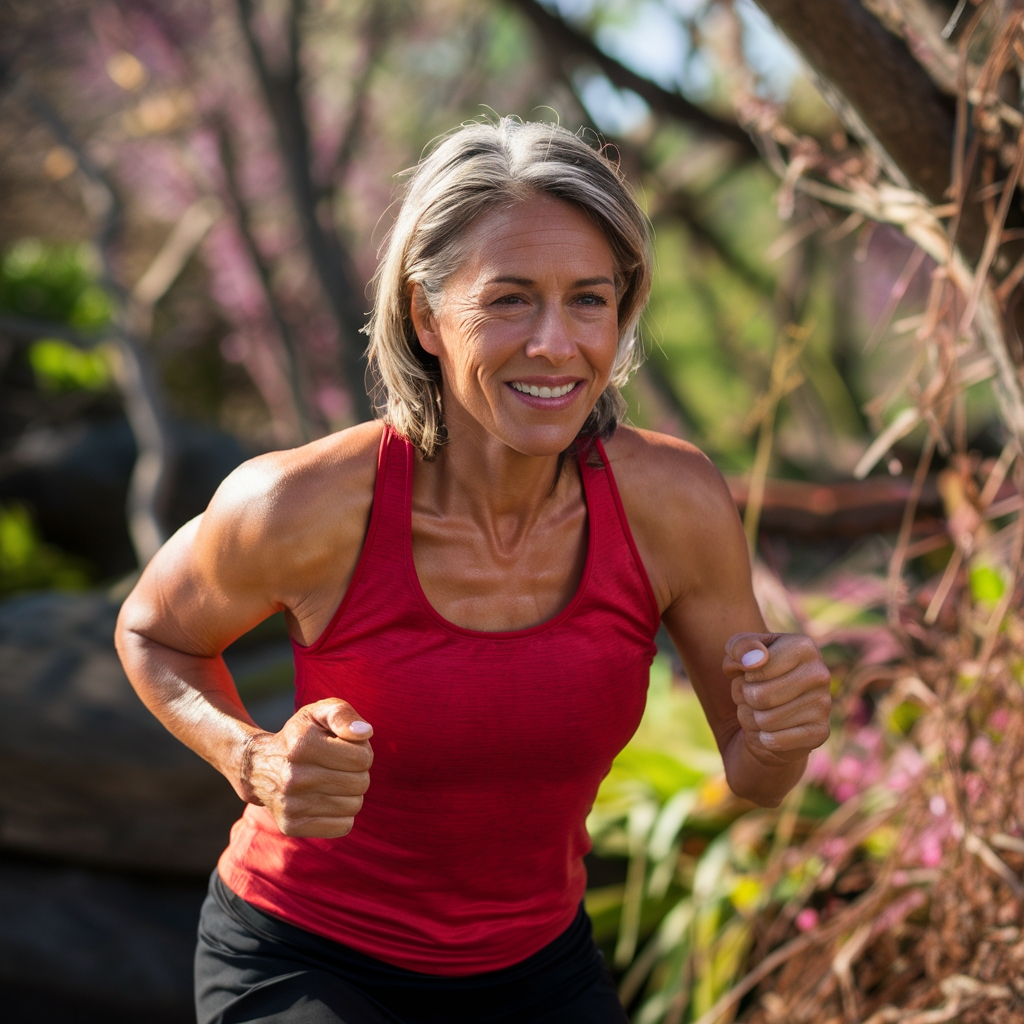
[889,700,924,735]
[0,503,91,597]
[969,563,1006,606]
[28,338,112,392]
[0,239,112,330]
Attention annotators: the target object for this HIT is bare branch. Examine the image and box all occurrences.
[18,80,175,567]
[235,0,372,421]
[751,1,955,206]
[507,0,758,158]
[215,121,314,441]
[0,314,102,349]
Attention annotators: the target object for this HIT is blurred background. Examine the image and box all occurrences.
[2,1,1024,1022]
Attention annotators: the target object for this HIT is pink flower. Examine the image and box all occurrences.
[795,908,819,932]
[963,773,986,804]
[886,745,924,792]
[988,707,1010,732]
[919,835,943,867]
[969,735,993,768]
[820,837,848,861]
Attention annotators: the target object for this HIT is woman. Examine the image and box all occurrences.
[116,118,831,1024]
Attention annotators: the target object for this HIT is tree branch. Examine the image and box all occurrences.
[751,0,956,206]
[0,314,102,349]
[18,81,175,567]
[235,0,372,421]
[507,0,759,158]
[215,121,314,441]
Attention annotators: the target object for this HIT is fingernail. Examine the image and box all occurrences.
[742,650,765,668]
[349,721,372,736]
[759,730,775,747]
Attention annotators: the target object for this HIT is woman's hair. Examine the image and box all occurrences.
[365,117,653,459]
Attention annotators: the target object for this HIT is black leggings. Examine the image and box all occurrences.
[195,872,629,1024]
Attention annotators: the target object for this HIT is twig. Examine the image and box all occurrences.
[863,246,927,356]
[744,323,811,551]
[964,830,1024,898]
[959,125,1024,335]
[128,197,222,332]
[978,469,1024,667]
[888,436,936,626]
[215,120,312,440]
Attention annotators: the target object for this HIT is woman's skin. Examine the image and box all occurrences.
[115,194,831,842]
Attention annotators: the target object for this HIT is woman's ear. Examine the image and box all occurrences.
[408,283,442,357]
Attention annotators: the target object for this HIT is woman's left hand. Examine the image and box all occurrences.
[722,633,832,766]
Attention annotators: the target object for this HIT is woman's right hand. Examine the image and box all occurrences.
[242,699,373,838]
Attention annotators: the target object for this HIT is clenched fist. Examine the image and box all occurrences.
[241,698,373,838]
[723,633,831,766]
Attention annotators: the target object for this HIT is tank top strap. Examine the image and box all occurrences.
[578,437,661,632]
[358,423,413,579]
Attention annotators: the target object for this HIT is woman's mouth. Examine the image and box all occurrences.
[508,380,579,398]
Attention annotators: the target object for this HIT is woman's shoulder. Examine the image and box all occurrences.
[601,426,744,605]
[199,420,385,574]
[601,425,734,513]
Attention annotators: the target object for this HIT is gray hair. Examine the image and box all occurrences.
[365,117,653,458]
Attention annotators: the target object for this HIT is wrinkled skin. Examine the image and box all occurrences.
[116,194,830,839]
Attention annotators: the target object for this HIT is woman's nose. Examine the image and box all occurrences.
[524,306,576,365]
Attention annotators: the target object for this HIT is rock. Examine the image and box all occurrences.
[0,852,205,1023]
[0,417,249,578]
[0,590,294,874]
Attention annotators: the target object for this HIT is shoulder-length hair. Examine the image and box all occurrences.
[365,117,653,459]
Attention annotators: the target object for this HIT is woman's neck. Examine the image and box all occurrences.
[413,407,575,550]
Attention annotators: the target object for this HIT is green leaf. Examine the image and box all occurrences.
[970,564,1006,606]
[28,339,111,392]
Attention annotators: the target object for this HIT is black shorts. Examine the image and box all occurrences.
[195,872,628,1024]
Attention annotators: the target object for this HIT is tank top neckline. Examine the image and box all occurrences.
[297,425,659,654]
[401,431,598,640]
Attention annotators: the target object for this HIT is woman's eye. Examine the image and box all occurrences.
[493,294,525,306]
[575,292,608,307]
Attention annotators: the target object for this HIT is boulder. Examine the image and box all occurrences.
[0,590,294,874]
[0,417,249,578]
[0,852,205,1023]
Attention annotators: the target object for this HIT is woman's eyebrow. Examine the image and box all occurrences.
[485,275,614,287]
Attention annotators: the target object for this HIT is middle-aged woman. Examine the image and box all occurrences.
[116,118,832,1024]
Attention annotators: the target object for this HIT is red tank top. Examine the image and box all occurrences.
[218,426,659,975]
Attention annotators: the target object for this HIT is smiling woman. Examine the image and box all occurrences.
[114,118,832,1024]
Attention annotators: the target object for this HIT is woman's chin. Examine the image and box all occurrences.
[490,423,588,459]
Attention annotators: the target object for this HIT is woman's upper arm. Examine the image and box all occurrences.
[118,455,300,658]
[118,422,383,658]
[609,429,766,749]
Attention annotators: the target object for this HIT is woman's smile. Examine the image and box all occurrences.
[506,377,583,408]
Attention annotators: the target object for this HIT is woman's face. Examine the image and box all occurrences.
[411,193,620,458]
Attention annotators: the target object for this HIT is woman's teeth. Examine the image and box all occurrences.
[510,381,578,398]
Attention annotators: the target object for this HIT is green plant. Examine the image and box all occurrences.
[0,503,91,597]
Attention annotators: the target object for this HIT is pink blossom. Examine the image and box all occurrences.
[795,908,819,932]
[989,707,1010,733]
[885,745,924,792]
[805,748,832,784]
[919,834,943,867]
[969,734,993,768]
[820,837,848,861]
[963,773,986,804]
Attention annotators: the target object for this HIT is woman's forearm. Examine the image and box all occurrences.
[722,728,806,807]
[116,626,263,801]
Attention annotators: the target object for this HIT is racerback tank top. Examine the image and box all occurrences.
[218,426,660,975]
